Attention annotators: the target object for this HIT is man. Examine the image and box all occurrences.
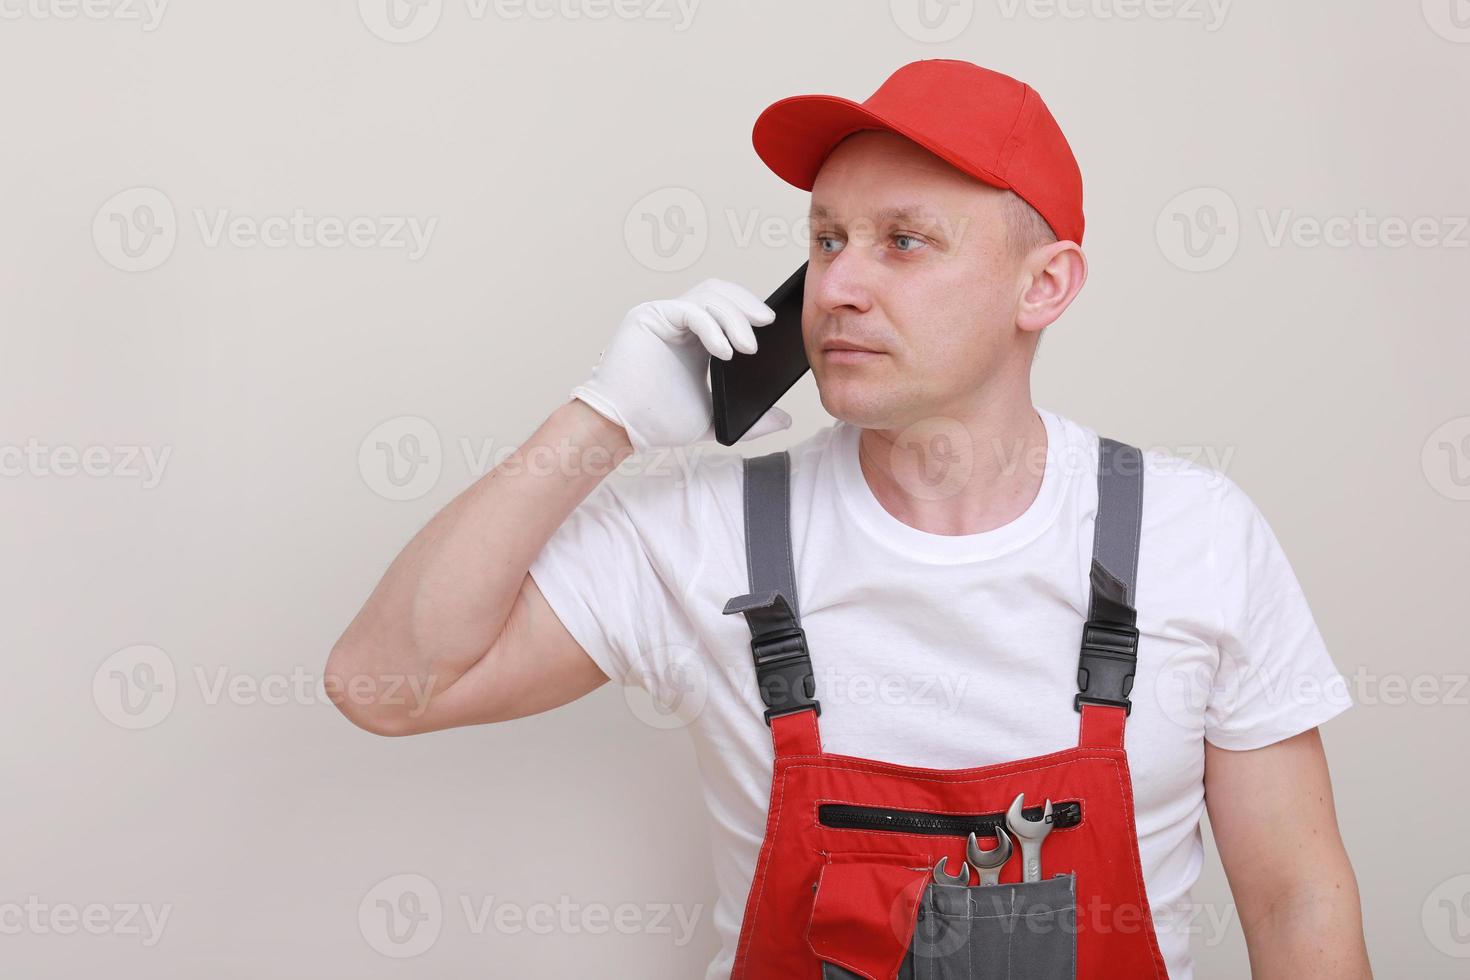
[327,60,1371,978]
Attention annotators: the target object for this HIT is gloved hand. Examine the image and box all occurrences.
[571,278,794,454]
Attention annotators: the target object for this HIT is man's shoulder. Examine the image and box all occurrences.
[1052,410,1251,532]
[1126,439,1269,552]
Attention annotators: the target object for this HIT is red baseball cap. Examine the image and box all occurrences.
[751,59,1085,245]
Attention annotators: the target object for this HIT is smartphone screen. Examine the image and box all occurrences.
[709,261,809,446]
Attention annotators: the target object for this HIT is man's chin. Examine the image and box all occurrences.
[816,382,904,431]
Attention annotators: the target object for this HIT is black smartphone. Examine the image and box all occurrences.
[709,261,810,446]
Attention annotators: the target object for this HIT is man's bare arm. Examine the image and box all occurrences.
[324,399,633,736]
[1205,728,1372,978]
[325,280,785,736]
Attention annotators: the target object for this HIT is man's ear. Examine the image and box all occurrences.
[1016,241,1087,336]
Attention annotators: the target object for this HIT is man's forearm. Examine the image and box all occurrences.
[1241,875,1372,979]
[326,398,632,727]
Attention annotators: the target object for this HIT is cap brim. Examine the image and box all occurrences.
[752,93,1012,193]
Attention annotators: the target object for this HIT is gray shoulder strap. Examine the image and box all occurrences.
[721,451,819,724]
[1075,436,1145,715]
[1090,437,1143,615]
[739,451,801,619]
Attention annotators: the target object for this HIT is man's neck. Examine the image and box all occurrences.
[855,401,1048,537]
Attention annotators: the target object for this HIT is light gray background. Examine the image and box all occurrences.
[3,1,1468,976]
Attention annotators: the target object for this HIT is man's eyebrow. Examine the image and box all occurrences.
[808,203,943,224]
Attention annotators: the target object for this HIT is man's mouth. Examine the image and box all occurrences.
[821,338,886,363]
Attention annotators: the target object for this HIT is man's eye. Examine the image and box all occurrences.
[816,235,842,254]
[894,233,925,252]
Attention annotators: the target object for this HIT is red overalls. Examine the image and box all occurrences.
[721,437,1169,979]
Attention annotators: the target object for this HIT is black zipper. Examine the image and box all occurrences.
[818,800,1082,836]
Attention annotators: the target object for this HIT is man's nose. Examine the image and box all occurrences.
[813,248,874,314]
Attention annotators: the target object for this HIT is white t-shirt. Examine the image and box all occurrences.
[528,406,1352,980]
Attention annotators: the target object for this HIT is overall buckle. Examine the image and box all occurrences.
[1073,619,1138,716]
[751,626,821,725]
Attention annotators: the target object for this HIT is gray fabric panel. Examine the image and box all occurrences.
[741,451,801,621]
[1090,437,1143,616]
[913,875,1077,980]
[820,877,1078,980]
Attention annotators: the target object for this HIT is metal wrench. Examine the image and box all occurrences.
[1005,792,1054,883]
[965,827,1013,886]
[931,856,971,886]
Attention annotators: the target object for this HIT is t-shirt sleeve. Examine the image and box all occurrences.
[527,472,695,694]
[1203,475,1353,750]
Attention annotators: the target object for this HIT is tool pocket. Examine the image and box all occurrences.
[806,855,933,980]
[812,871,1077,980]
[908,873,1077,980]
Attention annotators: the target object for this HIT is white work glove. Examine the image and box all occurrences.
[571,279,794,454]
